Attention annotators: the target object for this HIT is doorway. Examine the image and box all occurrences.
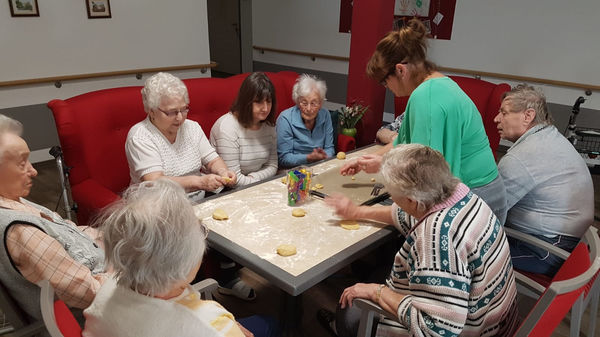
[207,0,242,77]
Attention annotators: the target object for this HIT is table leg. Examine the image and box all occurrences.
[280,290,303,337]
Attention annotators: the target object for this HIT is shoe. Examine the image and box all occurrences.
[317,308,337,337]
[217,277,257,301]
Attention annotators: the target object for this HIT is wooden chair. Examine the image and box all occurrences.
[353,226,600,337]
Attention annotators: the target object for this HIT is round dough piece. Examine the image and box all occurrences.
[314,183,324,189]
[292,208,306,217]
[351,176,356,180]
[370,178,376,182]
[337,152,346,160]
[277,244,297,256]
[340,220,360,230]
[212,209,229,220]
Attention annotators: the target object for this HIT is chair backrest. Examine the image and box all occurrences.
[39,280,82,337]
[514,229,600,337]
[393,76,510,156]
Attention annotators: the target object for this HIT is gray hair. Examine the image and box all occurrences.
[0,114,24,163]
[381,144,460,213]
[96,179,206,296]
[502,84,553,125]
[292,74,327,104]
[141,72,190,112]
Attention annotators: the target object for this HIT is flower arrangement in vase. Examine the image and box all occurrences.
[338,103,369,138]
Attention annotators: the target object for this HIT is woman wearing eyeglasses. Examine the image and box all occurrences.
[210,72,278,186]
[125,72,236,201]
[276,74,335,168]
[341,19,507,225]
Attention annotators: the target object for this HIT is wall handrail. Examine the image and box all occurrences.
[253,45,598,92]
[0,62,218,88]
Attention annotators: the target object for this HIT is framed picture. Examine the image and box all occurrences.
[8,0,39,17]
[85,0,111,19]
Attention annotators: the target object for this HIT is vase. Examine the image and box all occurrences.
[341,127,357,138]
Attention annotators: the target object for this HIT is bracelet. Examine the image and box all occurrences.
[376,284,386,303]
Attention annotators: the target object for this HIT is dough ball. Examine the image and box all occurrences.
[212,209,229,220]
[314,183,324,189]
[221,176,232,183]
[337,152,346,160]
[340,220,360,230]
[351,176,356,180]
[370,178,376,182]
[292,208,306,217]
[281,176,288,184]
[277,244,297,256]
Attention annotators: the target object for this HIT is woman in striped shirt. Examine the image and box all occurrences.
[210,72,278,186]
[325,144,518,337]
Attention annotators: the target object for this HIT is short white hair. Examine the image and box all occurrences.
[0,114,24,163]
[96,179,206,296]
[381,144,460,212]
[292,74,327,104]
[141,72,189,112]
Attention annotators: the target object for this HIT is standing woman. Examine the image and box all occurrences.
[210,72,278,186]
[341,19,507,224]
[276,74,335,169]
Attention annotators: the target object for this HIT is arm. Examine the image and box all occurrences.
[324,194,394,224]
[277,116,308,168]
[376,129,398,145]
[6,225,106,309]
[205,156,236,186]
[141,171,226,192]
[210,119,255,185]
[339,283,406,315]
[322,109,335,157]
[497,153,536,209]
[246,131,278,183]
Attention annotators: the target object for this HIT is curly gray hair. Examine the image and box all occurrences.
[141,72,190,112]
[381,144,460,213]
[292,74,327,104]
[0,114,24,163]
[502,84,553,125]
[96,179,206,296]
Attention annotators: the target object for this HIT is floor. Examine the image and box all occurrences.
[12,159,600,336]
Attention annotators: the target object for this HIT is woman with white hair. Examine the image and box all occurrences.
[83,179,278,337]
[321,144,518,337]
[276,74,335,168]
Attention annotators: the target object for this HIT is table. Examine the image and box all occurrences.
[194,146,395,333]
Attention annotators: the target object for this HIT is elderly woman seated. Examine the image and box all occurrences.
[0,114,105,320]
[126,72,254,300]
[276,74,335,168]
[321,144,518,337]
[83,179,278,337]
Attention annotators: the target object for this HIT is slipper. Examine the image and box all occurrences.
[217,278,256,301]
[317,308,337,337]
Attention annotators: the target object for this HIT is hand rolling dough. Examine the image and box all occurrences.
[340,220,360,230]
[212,209,229,220]
[277,244,297,256]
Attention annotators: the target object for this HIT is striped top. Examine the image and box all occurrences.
[210,112,278,186]
[378,184,518,337]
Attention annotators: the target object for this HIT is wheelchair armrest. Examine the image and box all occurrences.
[354,298,396,320]
[192,278,218,300]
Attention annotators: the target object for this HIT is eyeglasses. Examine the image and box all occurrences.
[380,69,395,87]
[299,100,321,109]
[157,106,189,118]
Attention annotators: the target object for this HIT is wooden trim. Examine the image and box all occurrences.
[0,62,218,88]
[253,46,599,91]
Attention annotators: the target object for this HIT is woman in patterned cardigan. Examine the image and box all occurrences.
[324,144,518,337]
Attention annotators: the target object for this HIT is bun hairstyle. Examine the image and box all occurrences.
[366,18,437,84]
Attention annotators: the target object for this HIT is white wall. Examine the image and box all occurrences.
[252,0,600,110]
[0,0,211,109]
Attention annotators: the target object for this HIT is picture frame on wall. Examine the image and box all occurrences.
[86,0,111,19]
[8,0,40,17]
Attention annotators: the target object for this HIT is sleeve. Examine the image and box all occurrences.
[6,225,105,309]
[210,116,249,184]
[247,129,278,182]
[125,134,164,179]
[498,153,536,209]
[277,114,307,168]
[391,203,413,236]
[322,109,335,157]
[193,123,219,166]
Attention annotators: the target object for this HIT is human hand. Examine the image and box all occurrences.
[199,174,225,191]
[324,194,361,220]
[236,322,254,337]
[340,159,361,176]
[307,148,328,162]
[357,154,382,174]
[339,283,379,309]
[218,170,237,186]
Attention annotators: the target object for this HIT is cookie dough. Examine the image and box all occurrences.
[336,152,346,160]
[212,209,229,220]
[351,176,356,180]
[314,183,324,189]
[370,178,376,182]
[277,244,297,256]
[292,208,306,217]
[340,220,360,230]
[281,176,287,184]
[221,176,232,183]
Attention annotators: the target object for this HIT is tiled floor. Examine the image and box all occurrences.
[14,160,600,336]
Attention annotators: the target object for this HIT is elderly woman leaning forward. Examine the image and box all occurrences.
[83,179,279,337]
[323,144,518,337]
[276,74,335,168]
[125,72,236,201]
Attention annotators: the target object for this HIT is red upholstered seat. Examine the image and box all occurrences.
[394,75,510,157]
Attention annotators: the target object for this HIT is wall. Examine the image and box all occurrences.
[0,0,210,161]
[252,0,600,113]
